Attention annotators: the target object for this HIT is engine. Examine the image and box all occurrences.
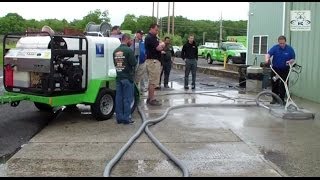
[39,55,84,92]
[4,35,86,95]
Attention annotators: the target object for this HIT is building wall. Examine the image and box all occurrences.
[247,2,284,65]
[248,2,320,103]
[285,2,320,103]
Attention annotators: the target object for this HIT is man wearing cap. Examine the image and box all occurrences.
[130,30,144,65]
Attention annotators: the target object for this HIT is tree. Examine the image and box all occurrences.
[136,16,156,33]
[0,13,26,34]
[70,9,110,31]
[120,14,137,32]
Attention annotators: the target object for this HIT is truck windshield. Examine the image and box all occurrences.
[226,44,246,50]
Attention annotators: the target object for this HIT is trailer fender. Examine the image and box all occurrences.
[82,78,116,104]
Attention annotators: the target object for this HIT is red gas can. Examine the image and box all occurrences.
[4,64,14,87]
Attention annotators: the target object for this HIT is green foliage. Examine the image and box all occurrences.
[136,15,156,34]
[0,13,26,34]
[120,14,137,32]
[0,9,110,34]
[0,43,3,66]
[0,11,246,48]
[160,34,183,46]
[70,9,110,31]
[158,16,246,45]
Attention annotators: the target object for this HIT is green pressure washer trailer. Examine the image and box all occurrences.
[1,30,139,121]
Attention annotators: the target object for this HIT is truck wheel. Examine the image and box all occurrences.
[91,88,115,121]
[206,55,213,64]
[34,102,53,112]
[227,57,234,64]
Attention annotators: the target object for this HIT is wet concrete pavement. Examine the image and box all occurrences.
[1,68,320,177]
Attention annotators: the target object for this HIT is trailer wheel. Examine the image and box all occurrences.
[34,102,53,112]
[91,88,115,121]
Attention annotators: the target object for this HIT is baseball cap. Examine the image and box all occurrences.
[136,30,144,34]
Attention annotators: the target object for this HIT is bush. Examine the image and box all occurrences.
[160,34,183,46]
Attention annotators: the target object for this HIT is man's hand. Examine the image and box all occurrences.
[286,59,295,65]
[265,54,270,64]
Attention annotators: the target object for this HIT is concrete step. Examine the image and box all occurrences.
[6,142,281,177]
[173,63,239,80]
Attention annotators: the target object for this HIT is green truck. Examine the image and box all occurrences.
[205,42,247,64]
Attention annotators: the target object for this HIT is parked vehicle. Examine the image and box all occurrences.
[205,42,247,64]
[198,45,207,57]
[1,28,140,121]
[173,45,182,58]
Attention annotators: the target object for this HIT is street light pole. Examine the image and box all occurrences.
[172,2,175,35]
[152,2,155,19]
[167,2,170,34]
[157,2,159,24]
[219,12,223,45]
[203,32,207,45]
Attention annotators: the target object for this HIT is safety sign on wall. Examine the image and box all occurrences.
[290,10,311,31]
[96,43,104,57]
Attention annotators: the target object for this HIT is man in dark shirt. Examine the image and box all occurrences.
[159,36,174,88]
[113,34,137,124]
[144,23,165,106]
[181,34,198,90]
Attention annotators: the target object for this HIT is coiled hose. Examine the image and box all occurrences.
[103,102,257,177]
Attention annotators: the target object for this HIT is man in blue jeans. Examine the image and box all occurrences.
[113,34,137,124]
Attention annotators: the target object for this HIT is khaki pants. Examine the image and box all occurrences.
[146,59,161,86]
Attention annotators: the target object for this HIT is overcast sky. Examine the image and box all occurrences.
[0,2,249,25]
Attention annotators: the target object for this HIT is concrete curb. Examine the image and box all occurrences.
[172,62,239,80]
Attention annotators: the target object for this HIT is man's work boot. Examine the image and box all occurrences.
[270,99,278,104]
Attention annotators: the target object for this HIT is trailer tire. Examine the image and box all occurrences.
[34,102,53,112]
[91,88,115,121]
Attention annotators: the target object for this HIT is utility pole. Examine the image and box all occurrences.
[160,17,163,36]
[157,2,160,24]
[152,2,155,20]
[167,2,170,34]
[219,12,223,45]
[172,2,175,35]
[203,32,207,45]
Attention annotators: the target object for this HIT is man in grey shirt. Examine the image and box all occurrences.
[110,25,123,41]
